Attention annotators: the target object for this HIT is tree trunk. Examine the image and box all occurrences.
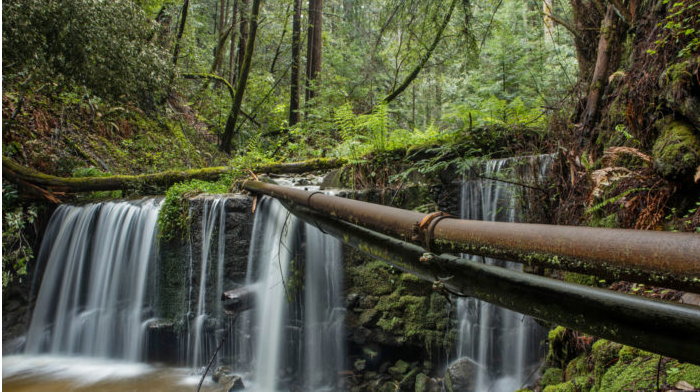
[289,0,302,126]
[236,0,250,81]
[172,0,190,67]
[2,156,346,197]
[220,0,262,153]
[580,5,616,137]
[543,0,554,43]
[228,0,239,85]
[305,0,323,103]
[217,0,228,76]
[269,4,291,74]
[183,73,261,127]
[381,0,457,105]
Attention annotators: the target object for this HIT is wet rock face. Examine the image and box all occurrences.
[2,280,33,352]
[343,248,456,391]
[445,357,479,392]
[154,194,254,365]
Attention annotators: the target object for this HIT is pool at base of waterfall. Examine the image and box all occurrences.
[1,355,223,392]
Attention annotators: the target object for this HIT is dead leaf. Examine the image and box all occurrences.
[674,380,695,390]
[694,165,700,183]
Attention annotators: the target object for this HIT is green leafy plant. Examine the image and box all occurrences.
[2,183,38,287]
[157,179,229,241]
[648,0,700,58]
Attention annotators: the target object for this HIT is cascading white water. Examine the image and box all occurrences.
[304,224,346,390]
[455,155,552,391]
[234,195,346,391]
[25,199,161,360]
[236,197,301,390]
[189,197,228,367]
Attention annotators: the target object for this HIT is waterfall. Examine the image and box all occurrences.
[188,197,228,367]
[304,223,346,390]
[235,196,345,391]
[25,199,161,360]
[455,155,552,391]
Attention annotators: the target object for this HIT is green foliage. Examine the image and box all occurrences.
[649,0,700,58]
[2,0,171,103]
[157,179,229,241]
[2,183,38,288]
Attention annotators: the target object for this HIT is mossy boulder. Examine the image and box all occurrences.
[540,367,564,387]
[543,375,592,392]
[651,119,700,180]
[388,359,411,379]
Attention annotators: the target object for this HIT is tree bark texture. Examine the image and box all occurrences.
[289,0,302,126]
[305,0,323,103]
[236,0,250,81]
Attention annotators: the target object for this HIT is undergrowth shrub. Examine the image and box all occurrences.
[2,0,171,104]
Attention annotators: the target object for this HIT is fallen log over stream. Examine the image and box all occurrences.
[2,156,345,198]
[243,180,700,294]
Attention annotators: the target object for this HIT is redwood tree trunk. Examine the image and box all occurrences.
[305,0,323,103]
[289,0,302,126]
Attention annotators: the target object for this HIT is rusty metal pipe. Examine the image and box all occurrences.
[283,201,700,365]
[243,180,700,293]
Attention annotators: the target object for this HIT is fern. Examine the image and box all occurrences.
[585,187,650,215]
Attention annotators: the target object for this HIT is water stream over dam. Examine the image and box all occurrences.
[5,158,553,391]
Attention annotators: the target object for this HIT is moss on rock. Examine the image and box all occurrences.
[543,376,593,392]
[540,367,564,387]
[651,119,700,180]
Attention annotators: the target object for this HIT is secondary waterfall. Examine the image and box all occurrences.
[304,216,346,390]
[455,155,552,391]
[187,197,228,367]
[25,199,161,360]
[235,196,345,391]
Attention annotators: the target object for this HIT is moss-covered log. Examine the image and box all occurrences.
[2,156,346,196]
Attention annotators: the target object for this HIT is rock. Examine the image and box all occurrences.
[345,293,361,308]
[652,119,700,180]
[219,374,245,391]
[415,373,440,392]
[354,358,367,372]
[680,293,700,307]
[398,367,420,391]
[388,359,411,380]
[2,337,25,355]
[212,365,233,382]
[445,357,479,392]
